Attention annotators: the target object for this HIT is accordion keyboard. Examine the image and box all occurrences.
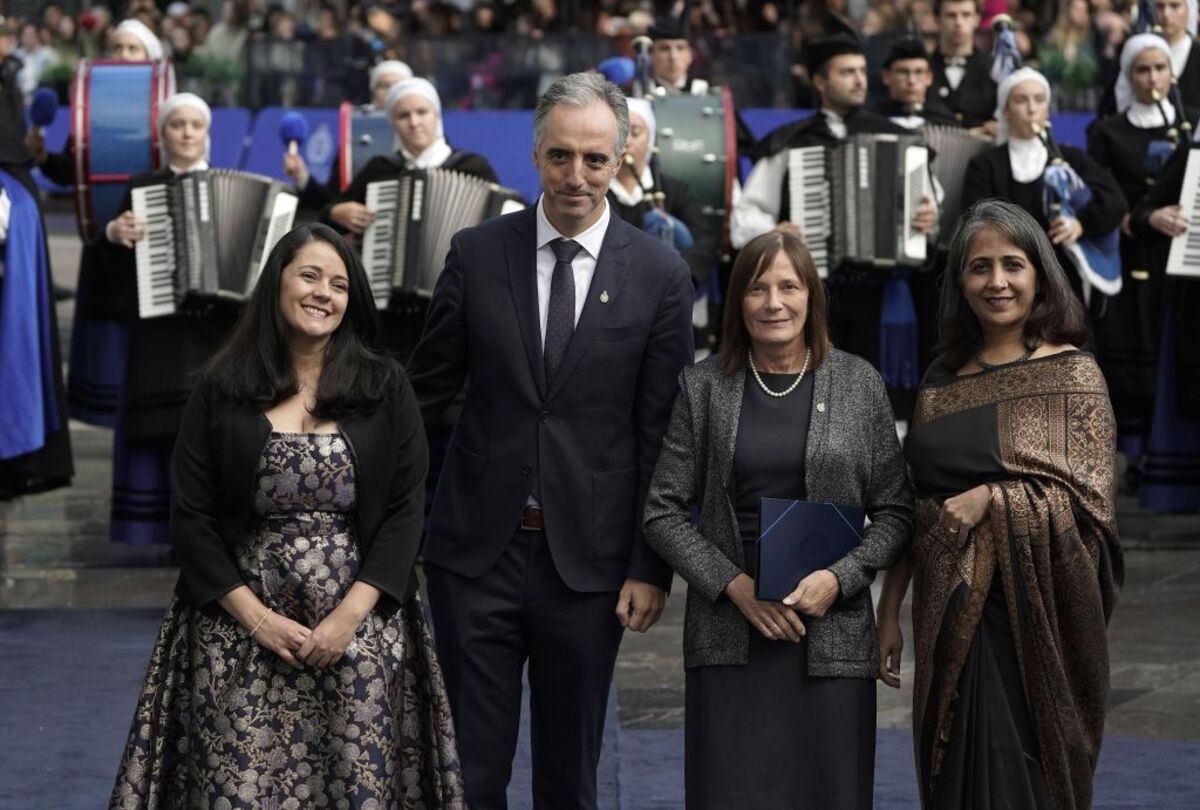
[1168,148,1200,278]
[363,180,399,306]
[132,184,178,318]
[786,146,832,277]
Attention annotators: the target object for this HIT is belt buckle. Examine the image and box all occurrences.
[520,507,544,531]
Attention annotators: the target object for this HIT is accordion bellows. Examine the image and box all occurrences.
[363,168,525,307]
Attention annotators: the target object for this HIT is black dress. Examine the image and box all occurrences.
[105,169,241,544]
[1087,109,1196,451]
[685,370,876,810]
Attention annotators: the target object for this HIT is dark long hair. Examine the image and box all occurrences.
[206,223,396,420]
[717,228,831,374]
[936,199,1087,369]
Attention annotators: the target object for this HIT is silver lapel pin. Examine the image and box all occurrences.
[816,402,826,413]
[600,290,610,303]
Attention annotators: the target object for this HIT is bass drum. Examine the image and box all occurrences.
[651,88,737,235]
[338,102,394,190]
[71,58,175,241]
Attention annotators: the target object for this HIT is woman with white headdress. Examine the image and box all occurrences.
[607,97,718,356]
[23,18,170,430]
[962,67,1126,301]
[99,92,241,546]
[1089,33,1198,480]
[324,76,503,359]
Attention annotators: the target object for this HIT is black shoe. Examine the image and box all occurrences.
[52,284,74,302]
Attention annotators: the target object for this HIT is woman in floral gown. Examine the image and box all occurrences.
[109,223,466,809]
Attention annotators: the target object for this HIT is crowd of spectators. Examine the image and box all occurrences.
[0,1,1143,110]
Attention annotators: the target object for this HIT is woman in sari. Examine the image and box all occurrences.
[876,199,1123,810]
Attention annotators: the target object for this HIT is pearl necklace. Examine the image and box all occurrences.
[748,348,811,398]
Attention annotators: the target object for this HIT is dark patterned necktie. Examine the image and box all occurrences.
[545,237,583,380]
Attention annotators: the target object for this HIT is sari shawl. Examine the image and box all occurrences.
[908,352,1123,810]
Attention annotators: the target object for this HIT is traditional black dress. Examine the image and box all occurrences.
[0,57,74,498]
[685,370,875,810]
[104,168,240,544]
[962,142,1128,301]
[1087,104,1197,458]
[1130,142,1200,511]
[930,49,998,128]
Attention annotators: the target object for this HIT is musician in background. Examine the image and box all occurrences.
[930,0,998,131]
[646,12,709,96]
[1089,33,1198,486]
[963,68,1127,304]
[1127,116,1200,511]
[283,60,414,212]
[1099,0,1200,114]
[875,38,962,130]
[23,17,168,429]
[732,33,937,412]
[607,97,719,357]
[323,76,501,360]
[0,41,73,499]
[100,92,240,545]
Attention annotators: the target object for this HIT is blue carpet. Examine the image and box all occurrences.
[1,609,1198,808]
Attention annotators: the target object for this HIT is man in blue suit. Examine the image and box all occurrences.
[407,72,695,809]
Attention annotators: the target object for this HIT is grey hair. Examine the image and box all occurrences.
[533,72,630,159]
[935,198,1087,368]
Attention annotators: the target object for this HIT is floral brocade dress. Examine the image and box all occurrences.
[110,433,466,809]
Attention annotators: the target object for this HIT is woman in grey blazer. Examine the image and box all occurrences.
[644,228,913,809]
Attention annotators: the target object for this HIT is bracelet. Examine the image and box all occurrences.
[249,607,273,637]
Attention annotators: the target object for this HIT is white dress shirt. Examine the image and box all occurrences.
[534,195,610,346]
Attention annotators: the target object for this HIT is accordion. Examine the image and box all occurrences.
[132,169,298,319]
[787,133,929,277]
[922,125,992,248]
[362,168,524,307]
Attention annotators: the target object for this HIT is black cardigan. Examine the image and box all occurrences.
[170,365,429,610]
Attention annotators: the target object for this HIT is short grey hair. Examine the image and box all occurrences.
[533,72,630,160]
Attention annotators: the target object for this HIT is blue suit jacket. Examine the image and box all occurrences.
[408,205,694,592]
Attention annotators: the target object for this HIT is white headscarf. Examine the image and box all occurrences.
[369,60,413,91]
[1116,34,1175,115]
[157,92,212,166]
[1191,0,1199,36]
[626,97,657,151]
[114,19,164,61]
[994,67,1052,145]
[384,77,450,165]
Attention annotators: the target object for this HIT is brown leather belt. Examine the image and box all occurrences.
[520,506,544,531]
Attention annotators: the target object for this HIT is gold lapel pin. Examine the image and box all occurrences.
[816,402,826,413]
[600,290,610,303]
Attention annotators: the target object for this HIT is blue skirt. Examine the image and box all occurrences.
[1140,308,1200,512]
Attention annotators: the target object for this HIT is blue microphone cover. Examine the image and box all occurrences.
[30,88,59,128]
[278,111,309,147]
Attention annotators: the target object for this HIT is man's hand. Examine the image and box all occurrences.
[912,196,937,234]
[615,578,666,633]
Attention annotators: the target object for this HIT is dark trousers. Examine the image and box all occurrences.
[424,529,624,810]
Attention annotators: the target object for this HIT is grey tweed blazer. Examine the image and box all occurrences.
[643,349,913,677]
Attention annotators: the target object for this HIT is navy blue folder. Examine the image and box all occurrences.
[755,498,865,601]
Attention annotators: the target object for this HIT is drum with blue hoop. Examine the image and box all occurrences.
[71,59,175,240]
[338,102,394,190]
